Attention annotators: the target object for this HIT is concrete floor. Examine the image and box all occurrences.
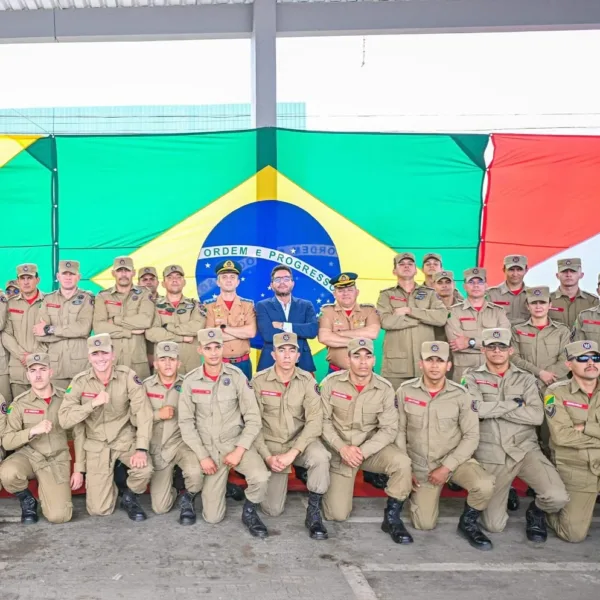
[0,494,598,600]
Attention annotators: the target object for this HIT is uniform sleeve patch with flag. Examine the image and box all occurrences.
[544,394,555,406]
[6,405,13,415]
[65,386,72,394]
[0,402,6,414]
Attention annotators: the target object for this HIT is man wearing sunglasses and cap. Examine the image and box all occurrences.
[545,340,600,542]
[4,280,19,299]
[487,255,530,325]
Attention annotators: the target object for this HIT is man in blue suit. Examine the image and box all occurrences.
[256,266,318,374]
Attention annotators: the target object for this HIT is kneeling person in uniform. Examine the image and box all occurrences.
[397,342,494,550]
[321,338,413,544]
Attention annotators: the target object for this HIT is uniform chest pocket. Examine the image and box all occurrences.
[481,314,500,328]
[433,404,459,430]
[403,404,425,429]
[362,400,381,425]
[261,394,282,414]
[23,413,45,426]
[503,387,524,403]
[543,342,559,357]
[459,318,478,331]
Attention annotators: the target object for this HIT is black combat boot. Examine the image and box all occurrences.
[294,465,309,486]
[178,491,197,526]
[507,486,520,511]
[241,500,269,538]
[457,503,493,550]
[15,489,38,525]
[363,471,389,490]
[381,498,413,544]
[120,488,147,522]
[525,500,547,543]
[305,492,328,540]
[226,482,245,501]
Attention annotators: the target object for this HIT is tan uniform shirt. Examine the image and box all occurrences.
[204,295,256,359]
[549,288,599,328]
[145,296,207,374]
[93,286,155,374]
[252,366,322,462]
[545,379,600,492]
[318,302,380,369]
[58,365,153,453]
[178,363,262,464]
[0,294,8,377]
[3,387,85,473]
[463,364,543,465]
[396,377,479,479]
[377,284,447,379]
[37,288,94,380]
[487,283,529,325]
[572,305,600,347]
[1,293,47,385]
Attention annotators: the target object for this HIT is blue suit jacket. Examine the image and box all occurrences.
[256,296,318,372]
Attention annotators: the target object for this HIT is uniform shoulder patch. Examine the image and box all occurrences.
[133,375,143,385]
[374,373,394,389]
[183,366,203,380]
[0,295,7,303]
[1,401,7,414]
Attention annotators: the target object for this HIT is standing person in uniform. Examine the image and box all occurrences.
[144,341,203,525]
[256,266,318,373]
[146,265,207,375]
[550,258,599,328]
[377,252,447,390]
[433,270,463,312]
[252,332,330,539]
[320,338,414,544]
[422,253,443,289]
[572,287,600,347]
[396,341,494,549]
[487,255,530,325]
[545,340,600,542]
[0,290,11,403]
[178,328,270,536]
[0,353,84,524]
[58,333,154,521]
[204,260,256,380]
[446,268,510,383]
[93,256,154,379]
[2,264,46,398]
[4,280,20,299]
[33,260,94,390]
[463,328,569,542]
[137,267,159,300]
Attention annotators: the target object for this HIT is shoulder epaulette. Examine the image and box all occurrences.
[398,377,420,389]
[546,379,569,392]
[238,296,254,304]
[71,369,92,383]
[183,366,203,381]
[373,373,394,389]
[203,298,217,305]
[131,287,143,295]
[447,379,468,393]
[12,390,31,404]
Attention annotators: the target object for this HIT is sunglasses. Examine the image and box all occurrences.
[484,343,509,351]
[573,354,600,363]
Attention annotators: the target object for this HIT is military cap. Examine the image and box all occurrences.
[113,256,134,271]
[273,332,299,348]
[464,267,487,283]
[87,333,112,353]
[565,340,599,359]
[433,270,454,283]
[348,338,374,355]
[198,327,223,346]
[421,341,450,361]
[5,279,19,291]
[17,263,38,277]
[215,260,241,276]
[557,258,581,272]
[163,264,185,278]
[504,255,528,269]
[156,341,180,359]
[138,266,158,278]
[330,272,358,289]
[59,260,80,275]
[526,286,550,302]
[422,252,442,264]
[394,252,416,266]
[26,352,50,368]
[482,328,511,347]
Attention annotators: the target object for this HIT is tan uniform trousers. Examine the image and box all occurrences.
[0,453,72,524]
[480,448,569,533]
[200,447,270,525]
[85,446,154,516]
[0,374,12,404]
[261,440,331,517]
[409,460,495,531]
[385,377,414,392]
[322,444,412,522]
[10,383,29,399]
[149,445,203,515]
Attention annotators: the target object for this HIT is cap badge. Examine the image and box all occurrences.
[472,268,479,274]
[359,339,366,346]
[583,342,592,350]
[94,339,101,346]
[512,256,520,263]
[493,331,501,339]
[533,289,541,296]
[119,259,125,265]
[224,260,234,269]
[566,259,572,265]
[340,274,349,282]
[431,344,439,352]
[66,261,72,268]
[164,344,170,351]
[283,334,290,341]
[33,354,40,361]
[208,330,215,338]
[23,266,29,272]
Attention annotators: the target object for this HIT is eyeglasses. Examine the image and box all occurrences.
[273,276,293,284]
[485,343,509,351]
[573,355,600,363]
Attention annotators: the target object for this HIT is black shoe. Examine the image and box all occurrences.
[178,491,196,526]
[446,482,464,492]
[242,500,268,538]
[381,498,413,544]
[226,482,245,501]
[525,501,547,543]
[120,489,147,522]
[295,465,309,486]
[526,486,536,498]
[15,490,38,525]
[507,486,520,511]
[363,471,389,490]
[173,465,185,494]
[457,503,493,551]
[114,460,129,497]
[305,492,328,540]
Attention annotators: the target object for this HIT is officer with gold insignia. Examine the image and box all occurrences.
[544,340,600,542]
[204,260,256,379]
[137,266,159,300]
[4,280,19,299]
[487,255,530,325]
[93,256,155,379]
[318,272,380,373]
[377,252,447,390]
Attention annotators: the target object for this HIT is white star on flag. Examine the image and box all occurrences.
[205,263,211,268]
[317,299,322,304]
[261,293,265,297]
[212,294,218,299]
[241,277,246,282]
[291,248,296,254]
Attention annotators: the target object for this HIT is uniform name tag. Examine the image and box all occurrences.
[389,296,407,302]
[82,392,98,398]
[261,391,282,397]
[583,320,600,326]
[493,301,510,306]
[158,310,171,316]
[46,303,61,308]
[516,329,535,337]
[24,409,44,414]
[475,379,498,388]
[459,317,476,322]
[405,397,427,407]
[549,307,565,312]
[147,393,165,399]
[563,400,589,410]
[192,389,211,395]
[105,300,122,306]
[332,391,353,400]
[9,308,24,314]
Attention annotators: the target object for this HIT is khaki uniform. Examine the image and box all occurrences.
[545,379,600,542]
[0,295,11,402]
[58,366,154,516]
[93,286,155,378]
[396,378,495,530]
[487,283,529,325]
[145,296,207,374]
[318,302,380,370]
[320,371,412,521]
[0,387,85,523]
[572,305,600,347]
[1,292,47,396]
[178,363,269,524]
[377,284,447,389]
[37,289,94,389]
[252,366,330,516]
[445,300,511,382]
[144,373,203,514]
[204,296,256,360]
[0,393,8,490]
[464,364,568,532]
[549,288,599,328]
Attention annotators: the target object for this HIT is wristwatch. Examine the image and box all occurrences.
[44,324,55,335]
[220,324,227,330]
[468,338,476,349]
